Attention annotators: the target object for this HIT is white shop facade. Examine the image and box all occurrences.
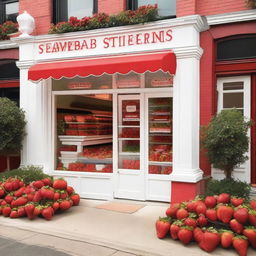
[15,14,208,203]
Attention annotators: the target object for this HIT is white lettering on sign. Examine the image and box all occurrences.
[37,29,173,55]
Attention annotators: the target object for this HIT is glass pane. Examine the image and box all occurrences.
[145,70,173,88]
[68,0,93,18]
[223,92,243,108]
[223,82,243,90]
[138,0,176,16]
[116,72,140,89]
[6,2,19,22]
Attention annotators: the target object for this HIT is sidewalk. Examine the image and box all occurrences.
[0,199,255,256]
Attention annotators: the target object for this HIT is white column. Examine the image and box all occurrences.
[170,46,204,183]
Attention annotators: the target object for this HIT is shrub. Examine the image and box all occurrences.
[202,109,251,178]
[205,178,251,200]
[0,165,52,184]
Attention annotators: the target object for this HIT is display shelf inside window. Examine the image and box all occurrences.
[148,97,172,175]
[118,98,140,170]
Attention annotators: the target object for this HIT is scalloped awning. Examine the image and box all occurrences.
[28,51,176,82]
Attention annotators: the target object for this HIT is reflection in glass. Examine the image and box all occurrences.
[223,93,243,108]
[223,82,243,90]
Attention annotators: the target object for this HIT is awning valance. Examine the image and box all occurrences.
[28,51,176,82]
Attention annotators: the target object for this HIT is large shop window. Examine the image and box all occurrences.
[127,0,176,17]
[0,0,19,23]
[53,0,97,23]
[54,71,173,175]
[217,35,256,61]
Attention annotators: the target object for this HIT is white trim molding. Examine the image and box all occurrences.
[173,46,204,60]
[207,9,256,25]
[0,40,18,49]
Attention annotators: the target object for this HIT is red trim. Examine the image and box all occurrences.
[28,51,176,81]
[216,59,256,74]
[0,80,19,88]
[251,75,256,184]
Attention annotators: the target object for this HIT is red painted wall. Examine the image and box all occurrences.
[98,0,126,14]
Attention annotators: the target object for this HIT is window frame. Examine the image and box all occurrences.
[53,0,98,24]
[0,0,19,24]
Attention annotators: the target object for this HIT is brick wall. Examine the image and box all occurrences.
[98,0,126,14]
[176,0,196,17]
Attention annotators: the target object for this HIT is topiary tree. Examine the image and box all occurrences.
[202,109,252,179]
[0,97,26,170]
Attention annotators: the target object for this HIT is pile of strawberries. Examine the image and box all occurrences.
[0,177,80,220]
[156,193,256,256]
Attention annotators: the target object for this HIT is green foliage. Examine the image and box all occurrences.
[205,178,251,200]
[0,21,18,40]
[49,5,159,34]
[202,109,251,178]
[0,97,26,155]
[0,165,52,184]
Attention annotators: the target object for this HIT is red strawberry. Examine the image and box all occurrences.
[33,205,42,216]
[27,193,35,201]
[59,200,71,211]
[41,177,52,186]
[32,180,44,189]
[230,219,244,234]
[199,228,220,252]
[14,187,25,197]
[193,227,203,243]
[232,235,248,256]
[206,208,217,221]
[186,201,197,213]
[25,203,35,220]
[3,181,13,192]
[52,201,60,212]
[184,217,197,228]
[12,179,20,190]
[0,186,5,198]
[10,209,19,218]
[176,208,189,220]
[197,214,208,227]
[170,220,183,240]
[250,200,256,210]
[66,186,74,195]
[234,207,249,224]
[217,193,230,204]
[53,179,67,190]
[60,191,68,199]
[218,205,233,223]
[177,226,193,245]
[17,207,25,217]
[41,206,54,220]
[248,210,256,226]
[166,203,180,217]
[12,196,28,207]
[2,205,11,217]
[24,185,34,194]
[155,217,171,239]
[231,197,244,207]
[1,200,7,206]
[220,229,234,248]
[70,193,80,206]
[32,191,42,202]
[5,194,14,204]
[243,226,256,248]
[40,187,54,200]
[204,196,217,208]
[196,202,207,215]
[53,191,60,201]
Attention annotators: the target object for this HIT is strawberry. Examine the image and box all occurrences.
[204,196,217,208]
[32,191,42,202]
[27,193,35,201]
[5,194,14,204]
[231,197,244,207]
[32,180,44,189]
[24,185,34,194]
[248,210,256,226]
[155,217,171,239]
[243,226,256,248]
[199,228,220,252]
[53,191,60,201]
[186,201,197,213]
[53,179,67,190]
[14,187,25,197]
[1,200,7,205]
[232,235,248,256]
[170,220,183,240]
[10,209,19,218]
[60,191,68,199]
[66,186,74,195]
[250,200,256,210]
[166,203,180,217]
[184,217,197,228]
[177,226,193,245]
[12,179,21,190]
[70,193,80,206]
[220,229,234,248]
[17,207,25,217]
[41,206,54,220]
[12,196,28,207]
[196,202,207,215]
[33,205,42,216]
[52,201,60,212]
[230,219,244,234]
[40,186,54,200]
[206,208,217,221]
[197,214,208,227]
[41,177,52,186]
[25,203,35,220]
[234,207,249,224]
[217,193,230,204]
[3,181,13,192]
[0,186,5,198]
[193,227,203,243]
[176,208,189,220]
[2,205,11,217]
[218,205,233,223]
[59,200,71,211]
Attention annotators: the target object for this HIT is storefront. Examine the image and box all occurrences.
[14,14,208,202]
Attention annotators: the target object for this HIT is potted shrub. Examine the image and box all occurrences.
[202,109,251,179]
[0,98,26,170]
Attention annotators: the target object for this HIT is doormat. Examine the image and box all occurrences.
[95,202,145,214]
